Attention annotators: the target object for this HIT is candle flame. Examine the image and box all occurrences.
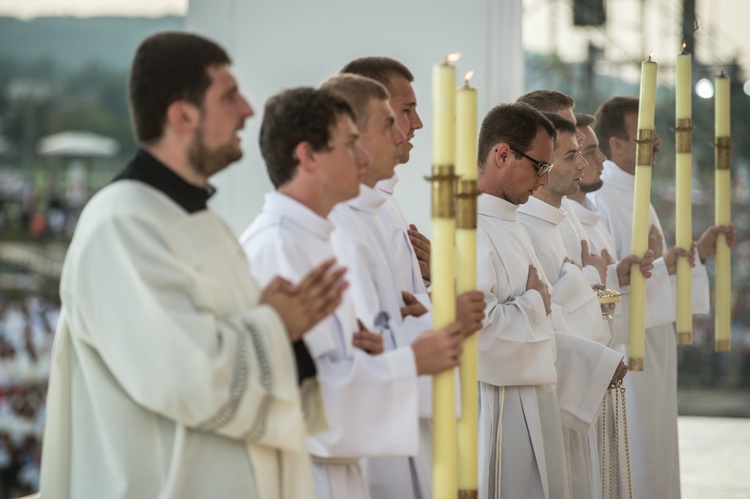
[446,52,462,63]
[464,70,475,82]
[681,42,687,54]
[648,51,654,61]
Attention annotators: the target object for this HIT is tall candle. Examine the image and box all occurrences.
[628,57,657,371]
[715,72,731,352]
[675,48,693,342]
[431,54,458,499]
[675,49,691,118]
[455,71,478,494]
[456,72,478,180]
[433,55,458,167]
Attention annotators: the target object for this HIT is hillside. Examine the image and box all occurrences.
[0,16,184,70]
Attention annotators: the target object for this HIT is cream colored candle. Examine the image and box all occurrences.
[455,228,477,492]
[455,69,478,493]
[715,72,731,351]
[675,48,693,342]
[637,58,657,129]
[628,57,657,370]
[676,49,691,118]
[431,217,458,499]
[716,74,730,136]
[433,54,459,167]
[455,71,477,181]
[431,53,459,499]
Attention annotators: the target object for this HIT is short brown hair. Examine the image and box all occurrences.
[478,103,556,170]
[575,113,595,128]
[593,96,639,158]
[319,74,389,130]
[516,90,575,113]
[259,87,354,188]
[543,113,576,150]
[129,32,231,145]
[340,56,414,94]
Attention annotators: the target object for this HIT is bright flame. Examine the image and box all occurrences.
[464,70,475,82]
[446,52,462,63]
[682,42,687,52]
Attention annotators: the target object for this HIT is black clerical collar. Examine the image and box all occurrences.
[113,149,215,213]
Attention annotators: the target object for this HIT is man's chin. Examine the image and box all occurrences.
[398,143,413,164]
[580,180,603,193]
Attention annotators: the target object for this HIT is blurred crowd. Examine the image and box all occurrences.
[0,295,57,498]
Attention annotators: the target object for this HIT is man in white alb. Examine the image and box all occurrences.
[38,32,347,499]
[476,103,621,499]
[240,86,465,499]
[339,58,486,497]
[321,74,483,499]
[592,96,734,499]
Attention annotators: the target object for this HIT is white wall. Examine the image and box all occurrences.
[187,0,523,236]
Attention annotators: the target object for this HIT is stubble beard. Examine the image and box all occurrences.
[579,179,603,193]
[187,127,243,179]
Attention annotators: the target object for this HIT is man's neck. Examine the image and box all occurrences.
[533,187,563,209]
[568,191,586,205]
[144,143,208,188]
[278,185,336,218]
[610,156,635,176]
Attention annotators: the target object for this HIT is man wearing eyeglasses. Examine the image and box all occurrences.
[476,103,619,499]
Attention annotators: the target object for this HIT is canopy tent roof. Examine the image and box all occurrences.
[36,130,119,157]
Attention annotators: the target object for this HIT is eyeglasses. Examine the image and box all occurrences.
[510,148,554,177]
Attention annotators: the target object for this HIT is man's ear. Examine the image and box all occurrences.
[166,100,200,134]
[294,141,316,172]
[609,135,623,155]
[494,143,511,167]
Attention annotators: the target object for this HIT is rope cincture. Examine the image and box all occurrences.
[601,378,632,499]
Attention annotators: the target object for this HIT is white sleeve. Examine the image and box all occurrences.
[476,230,556,387]
[68,212,305,451]
[554,331,622,433]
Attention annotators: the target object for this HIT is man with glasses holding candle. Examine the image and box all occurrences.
[592,95,734,499]
[476,102,618,499]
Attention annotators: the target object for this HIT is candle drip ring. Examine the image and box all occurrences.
[673,119,694,153]
[459,491,479,499]
[714,137,732,170]
[634,129,655,166]
[426,165,458,218]
[456,180,480,229]
[628,357,644,372]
